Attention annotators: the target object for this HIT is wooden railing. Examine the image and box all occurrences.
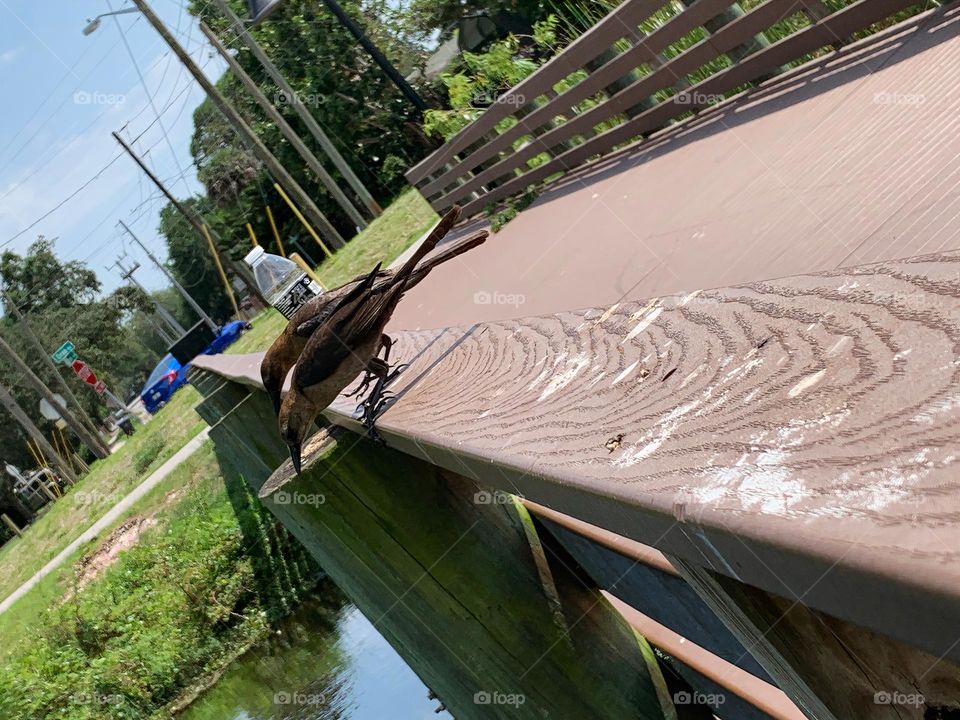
[192,245,960,719]
[407,0,925,216]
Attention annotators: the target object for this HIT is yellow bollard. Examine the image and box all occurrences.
[273,183,333,259]
[265,206,286,257]
[201,223,241,318]
[290,253,326,291]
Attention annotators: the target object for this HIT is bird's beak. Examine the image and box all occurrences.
[288,443,302,475]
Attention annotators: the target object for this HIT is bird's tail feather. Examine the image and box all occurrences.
[404,228,488,290]
[390,205,461,290]
[345,207,462,337]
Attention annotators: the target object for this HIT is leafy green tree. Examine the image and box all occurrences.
[0,241,174,469]
[171,0,435,261]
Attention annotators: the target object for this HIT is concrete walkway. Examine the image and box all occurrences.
[0,427,210,614]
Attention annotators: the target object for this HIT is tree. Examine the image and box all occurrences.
[0,237,100,315]
[0,241,170,468]
[176,0,434,256]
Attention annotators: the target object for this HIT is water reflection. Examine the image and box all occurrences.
[182,581,451,720]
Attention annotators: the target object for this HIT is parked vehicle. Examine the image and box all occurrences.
[140,354,188,414]
[140,322,250,414]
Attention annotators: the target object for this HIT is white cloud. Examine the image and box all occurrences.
[0,47,22,64]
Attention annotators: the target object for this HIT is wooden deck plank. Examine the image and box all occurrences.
[321,248,960,665]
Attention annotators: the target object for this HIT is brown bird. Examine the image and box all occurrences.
[260,206,486,415]
[277,207,478,473]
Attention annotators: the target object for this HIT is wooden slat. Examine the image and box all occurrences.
[439,0,814,211]
[417,0,740,199]
[192,248,960,666]
[606,592,809,720]
[458,0,922,215]
[406,0,673,185]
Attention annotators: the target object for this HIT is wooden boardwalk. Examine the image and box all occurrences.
[391,6,960,333]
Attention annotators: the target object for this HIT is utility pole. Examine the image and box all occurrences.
[112,131,267,306]
[319,0,428,115]
[1,289,103,442]
[210,0,383,218]
[0,382,77,485]
[112,259,186,339]
[127,0,345,249]
[143,311,176,346]
[118,220,218,333]
[200,21,369,231]
[0,336,110,458]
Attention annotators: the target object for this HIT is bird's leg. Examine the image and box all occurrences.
[343,370,375,398]
[379,334,393,363]
[345,335,395,399]
[356,359,396,441]
[377,334,409,385]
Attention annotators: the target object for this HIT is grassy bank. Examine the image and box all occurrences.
[0,440,318,719]
[0,387,206,603]
[227,188,437,355]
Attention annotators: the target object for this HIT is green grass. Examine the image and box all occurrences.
[227,188,438,354]
[226,309,287,355]
[0,441,317,719]
[317,187,438,289]
[0,386,206,604]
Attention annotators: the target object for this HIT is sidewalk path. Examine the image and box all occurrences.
[0,428,210,614]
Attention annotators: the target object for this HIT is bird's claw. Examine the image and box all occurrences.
[385,363,408,384]
[344,371,375,398]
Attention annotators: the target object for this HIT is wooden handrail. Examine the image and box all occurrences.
[408,0,931,215]
[192,247,960,668]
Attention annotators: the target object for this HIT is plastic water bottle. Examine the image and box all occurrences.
[244,246,323,318]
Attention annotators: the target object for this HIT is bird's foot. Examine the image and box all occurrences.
[343,371,374,399]
[356,376,396,443]
[385,363,408,385]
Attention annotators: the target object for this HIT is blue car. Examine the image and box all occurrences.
[140,322,251,413]
[203,320,251,355]
[140,353,188,414]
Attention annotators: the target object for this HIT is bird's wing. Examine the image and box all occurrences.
[293,270,390,337]
[291,263,383,390]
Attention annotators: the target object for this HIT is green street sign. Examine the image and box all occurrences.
[51,341,77,365]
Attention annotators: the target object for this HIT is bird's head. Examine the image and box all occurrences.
[278,389,317,475]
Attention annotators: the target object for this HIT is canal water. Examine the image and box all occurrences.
[181,581,452,720]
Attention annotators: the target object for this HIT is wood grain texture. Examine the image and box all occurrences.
[673,557,960,720]
[322,249,960,665]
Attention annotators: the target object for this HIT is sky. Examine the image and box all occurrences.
[0,0,230,297]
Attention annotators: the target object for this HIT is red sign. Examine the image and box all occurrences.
[71,360,98,387]
[93,381,107,396]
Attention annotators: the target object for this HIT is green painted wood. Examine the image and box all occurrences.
[206,390,289,494]
[259,426,673,720]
